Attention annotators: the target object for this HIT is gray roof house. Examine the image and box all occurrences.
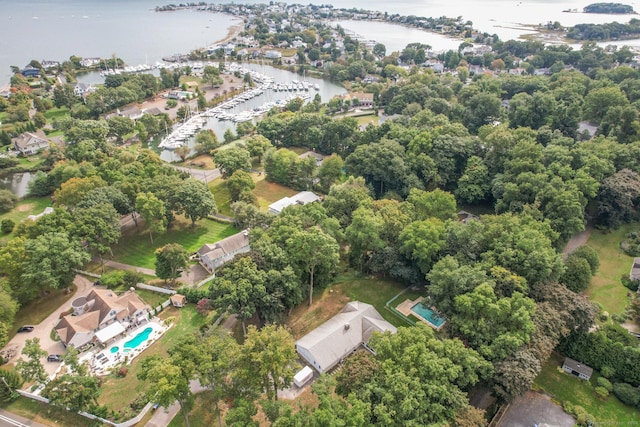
[196,230,250,273]
[562,357,593,380]
[12,131,50,156]
[268,191,321,215]
[298,151,324,166]
[296,301,397,373]
[630,258,640,292]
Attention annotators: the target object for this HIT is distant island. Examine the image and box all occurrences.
[583,3,635,14]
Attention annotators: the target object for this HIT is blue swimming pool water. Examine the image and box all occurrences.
[123,327,153,350]
[110,346,119,353]
[411,303,445,327]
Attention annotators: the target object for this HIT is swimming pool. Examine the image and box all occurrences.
[110,346,119,353]
[124,327,153,350]
[411,303,446,328]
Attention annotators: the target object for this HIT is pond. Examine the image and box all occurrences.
[0,172,33,198]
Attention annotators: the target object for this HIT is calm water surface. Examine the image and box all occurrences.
[2,0,640,83]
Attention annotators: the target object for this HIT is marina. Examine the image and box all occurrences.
[157,62,333,153]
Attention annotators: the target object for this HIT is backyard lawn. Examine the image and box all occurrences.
[209,178,234,217]
[0,196,51,227]
[255,180,298,211]
[43,107,70,122]
[286,271,420,339]
[586,224,637,316]
[534,353,640,423]
[110,216,237,269]
[97,306,214,411]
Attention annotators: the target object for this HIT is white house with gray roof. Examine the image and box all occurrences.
[295,301,397,373]
[196,230,250,273]
[268,191,321,215]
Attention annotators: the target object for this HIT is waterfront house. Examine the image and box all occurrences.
[268,191,322,215]
[12,131,49,156]
[105,106,143,121]
[295,301,397,373]
[562,357,593,380]
[20,65,40,78]
[74,83,96,98]
[196,230,251,273]
[55,289,150,348]
[265,50,282,59]
[80,58,101,68]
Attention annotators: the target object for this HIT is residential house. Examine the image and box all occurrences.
[196,230,251,273]
[80,58,101,67]
[105,106,143,121]
[562,357,593,380]
[265,50,282,59]
[298,151,324,167]
[296,301,397,373]
[171,294,187,308]
[55,289,150,348]
[268,191,322,215]
[74,83,96,98]
[12,131,49,156]
[20,65,41,78]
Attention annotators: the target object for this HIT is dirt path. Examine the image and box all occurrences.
[562,226,593,257]
[1,275,93,375]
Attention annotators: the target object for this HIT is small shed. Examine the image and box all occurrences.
[171,294,186,308]
[630,258,640,289]
[562,357,593,380]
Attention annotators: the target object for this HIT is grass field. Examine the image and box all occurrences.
[255,180,298,211]
[209,178,234,217]
[43,107,70,122]
[110,216,237,269]
[534,353,640,423]
[0,197,50,230]
[98,306,213,411]
[586,224,637,316]
[0,395,104,427]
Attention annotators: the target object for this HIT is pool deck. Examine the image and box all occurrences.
[397,297,445,331]
[81,319,169,376]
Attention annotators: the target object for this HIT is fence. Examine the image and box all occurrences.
[18,384,155,427]
[136,283,176,295]
[384,287,417,326]
[72,269,101,279]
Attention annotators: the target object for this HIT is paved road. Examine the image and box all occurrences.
[144,380,207,427]
[562,226,593,258]
[0,409,47,427]
[171,164,220,184]
[1,275,93,376]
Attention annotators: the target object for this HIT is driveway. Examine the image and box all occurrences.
[1,275,93,376]
[497,391,575,427]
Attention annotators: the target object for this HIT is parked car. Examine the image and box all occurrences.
[17,326,34,333]
[47,354,62,362]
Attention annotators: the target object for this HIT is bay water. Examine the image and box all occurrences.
[2,0,640,85]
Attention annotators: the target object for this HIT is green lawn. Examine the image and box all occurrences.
[98,306,214,411]
[136,289,171,309]
[0,395,105,427]
[586,224,637,316]
[534,353,640,424]
[0,197,51,227]
[209,178,233,217]
[255,180,298,211]
[43,107,70,122]
[111,216,237,269]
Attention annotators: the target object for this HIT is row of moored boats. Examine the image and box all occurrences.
[158,65,319,150]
